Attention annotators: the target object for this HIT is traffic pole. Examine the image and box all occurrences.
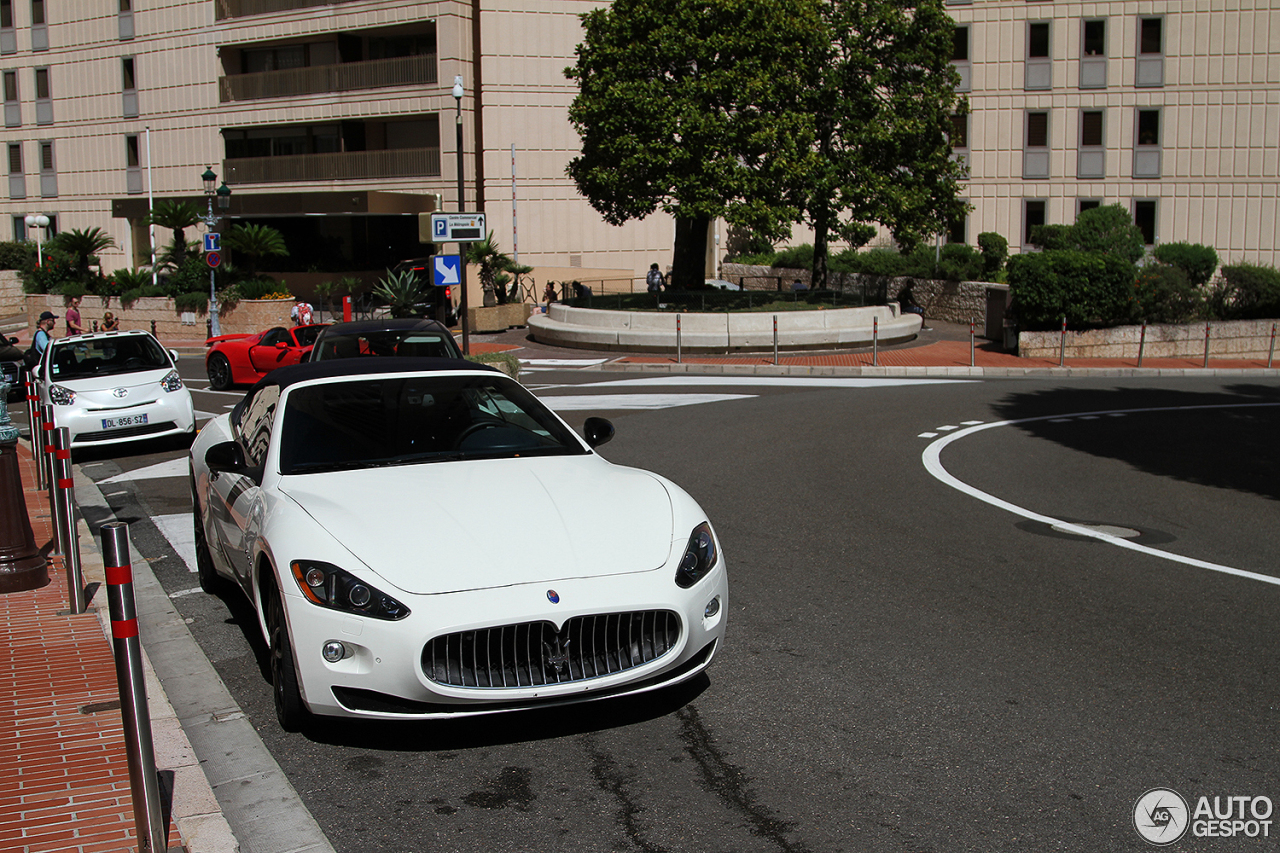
[100,522,168,853]
[872,317,879,367]
[53,427,85,614]
[1137,321,1147,368]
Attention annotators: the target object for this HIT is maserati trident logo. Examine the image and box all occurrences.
[112,387,128,398]
[546,589,560,604]
[543,630,572,677]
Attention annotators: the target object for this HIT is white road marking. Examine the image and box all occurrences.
[918,432,939,438]
[921,402,1280,587]
[169,587,205,598]
[540,393,755,411]
[153,513,198,573]
[520,358,610,368]
[195,410,219,419]
[101,457,189,483]
[582,376,975,389]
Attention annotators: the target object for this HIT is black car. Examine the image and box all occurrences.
[2,336,26,402]
[308,318,463,362]
[391,257,460,326]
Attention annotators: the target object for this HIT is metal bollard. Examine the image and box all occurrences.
[25,380,43,488]
[1059,316,1067,367]
[1269,322,1276,369]
[1203,321,1211,369]
[676,314,682,364]
[773,315,779,365]
[969,317,975,367]
[40,404,61,554]
[100,522,168,853]
[53,427,85,614]
[1138,321,1147,368]
[872,316,879,367]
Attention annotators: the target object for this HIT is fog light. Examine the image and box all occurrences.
[322,641,346,663]
[704,596,720,619]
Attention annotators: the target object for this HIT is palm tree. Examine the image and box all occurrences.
[466,232,516,307]
[224,223,289,281]
[48,227,116,284]
[147,199,203,270]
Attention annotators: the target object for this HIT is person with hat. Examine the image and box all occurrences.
[33,311,57,357]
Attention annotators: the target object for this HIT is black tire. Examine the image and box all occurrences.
[207,353,232,391]
[190,477,220,594]
[267,583,309,732]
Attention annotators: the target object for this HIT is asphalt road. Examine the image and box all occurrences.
[20,361,1280,853]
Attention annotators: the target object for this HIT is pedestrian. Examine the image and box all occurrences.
[791,279,808,292]
[543,281,557,309]
[100,311,119,332]
[291,299,314,326]
[65,296,85,336]
[33,311,57,358]
[646,263,665,293]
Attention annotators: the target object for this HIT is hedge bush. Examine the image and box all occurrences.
[1008,250,1136,330]
[1130,263,1202,324]
[1151,242,1218,287]
[977,232,1008,278]
[1210,263,1280,320]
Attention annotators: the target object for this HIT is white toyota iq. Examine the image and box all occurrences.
[189,358,728,730]
[38,330,195,448]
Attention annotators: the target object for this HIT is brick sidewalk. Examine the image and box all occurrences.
[0,440,180,853]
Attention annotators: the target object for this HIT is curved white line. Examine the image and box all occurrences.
[921,402,1280,587]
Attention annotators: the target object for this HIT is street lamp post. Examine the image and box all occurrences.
[453,75,470,354]
[200,167,231,337]
[24,214,49,267]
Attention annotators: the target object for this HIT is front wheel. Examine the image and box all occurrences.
[207,353,232,391]
[190,477,220,594]
[266,583,309,732]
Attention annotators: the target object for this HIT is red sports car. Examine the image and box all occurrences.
[205,324,328,390]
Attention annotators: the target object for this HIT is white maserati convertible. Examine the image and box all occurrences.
[189,358,727,730]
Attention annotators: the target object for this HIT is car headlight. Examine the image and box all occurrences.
[48,384,75,405]
[289,560,410,621]
[675,522,718,589]
[159,369,183,392]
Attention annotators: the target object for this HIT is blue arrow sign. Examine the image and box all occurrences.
[433,254,461,287]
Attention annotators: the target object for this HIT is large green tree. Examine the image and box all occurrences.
[800,0,969,289]
[147,199,203,271]
[566,0,824,288]
[224,222,289,281]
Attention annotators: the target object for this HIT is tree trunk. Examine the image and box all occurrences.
[812,202,830,292]
[671,216,710,289]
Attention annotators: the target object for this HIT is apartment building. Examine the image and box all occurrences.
[947,1,1280,266]
[0,0,672,287]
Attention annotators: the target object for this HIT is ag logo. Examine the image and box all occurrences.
[1134,788,1190,845]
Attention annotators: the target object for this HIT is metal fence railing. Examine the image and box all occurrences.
[223,147,441,184]
[219,55,438,102]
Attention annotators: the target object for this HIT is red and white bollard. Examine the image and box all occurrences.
[40,403,60,554]
[872,316,879,367]
[773,315,779,365]
[1268,322,1277,369]
[53,427,84,614]
[1059,316,1067,367]
[25,380,43,489]
[969,317,976,367]
[1204,321,1211,369]
[100,522,168,853]
[676,314,682,364]
[1138,321,1147,368]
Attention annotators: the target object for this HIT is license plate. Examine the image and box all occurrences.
[101,413,148,430]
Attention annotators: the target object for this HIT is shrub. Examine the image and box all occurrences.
[1130,263,1202,324]
[1152,242,1219,287]
[727,251,778,266]
[1028,224,1074,251]
[0,240,33,270]
[1072,204,1146,264]
[465,351,520,379]
[830,247,910,277]
[1008,250,1135,330]
[977,232,1008,278]
[236,278,285,300]
[771,244,814,270]
[935,243,985,282]
[173,291,209,313]
[1211,263,1280,320]
[119,285,167,310]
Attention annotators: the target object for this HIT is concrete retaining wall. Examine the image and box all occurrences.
[528,303,920,352]
[1019,319,1280,360]
[0,270,21,317]
[719,264,991,325]
[16,293,291,342]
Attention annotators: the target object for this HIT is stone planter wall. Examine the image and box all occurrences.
[19,294,292,342]
[719,264,990,325]
[0,270,22,318]
[467,302,533,333]
[1018,319,1280,360]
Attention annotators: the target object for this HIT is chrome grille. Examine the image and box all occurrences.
[422,610,681,688]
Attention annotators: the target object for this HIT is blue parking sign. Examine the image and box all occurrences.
[433,254,461,287]
[433,216,448,240]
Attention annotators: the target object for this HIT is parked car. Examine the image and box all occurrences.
[35,330,195,448]
[190,358,728,730]
[391,257,460,326]
[205,324,328,391]
[308,318,462,362]
[2,336,25,402]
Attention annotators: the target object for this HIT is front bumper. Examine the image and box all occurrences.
[52,390,195,448]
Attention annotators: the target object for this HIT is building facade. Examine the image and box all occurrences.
[0,0,672,290]
[947,0,1280,267]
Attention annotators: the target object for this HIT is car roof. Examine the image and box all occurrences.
[316,318,451,335]
[51,329,155,345]
[252,356,495,392]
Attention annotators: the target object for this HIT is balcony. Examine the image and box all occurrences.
[215,0,362,20]
[220,55,437,103]
[222,147,441,184]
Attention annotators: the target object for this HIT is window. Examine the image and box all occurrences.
[1024,111,1050,179]
[1078,110,1104,178]
[38,139,55,198]
[125,134,142,193]
[1025,22,1051,90]
[952,25,971,92]
[122,57,137,118]
[949,114,969,150]
[1134,109,1161,179]
[1080,19,1107,89]
[236,384,281,470]
[29,0,46,51]
[7,141,22,200]
[34,67,51,125]
[1136,17,1164,87]
[1078,199,1102,216]
[1023,200,1046,247]
[11,214,22,240]
[0,0,12,55]
[1133,199,1157,244]
[3,69,17,128]
[946,205,967,245]
[119,0,134,39]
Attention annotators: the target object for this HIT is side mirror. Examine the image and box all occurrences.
[168,349,180,362]
[275,341,288,349]
[583,417,614,449]
[205,440,247,474]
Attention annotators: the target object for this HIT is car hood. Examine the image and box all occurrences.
[52,369,175,404]
[279,455,675,595]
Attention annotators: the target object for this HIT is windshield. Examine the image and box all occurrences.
[311,328,461,360]
[278,374,587,474]
[293,325,326,347]
[48,335,170,381]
